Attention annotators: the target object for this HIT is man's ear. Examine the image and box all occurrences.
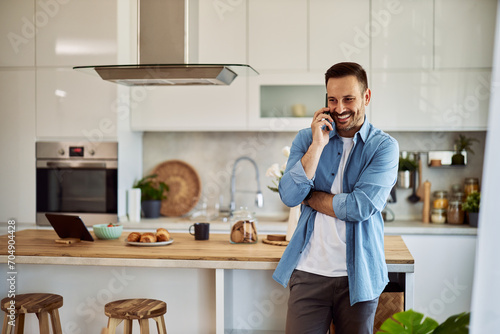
[364,88,372,106]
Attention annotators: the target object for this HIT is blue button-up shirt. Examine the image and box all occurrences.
[272,119,399,305]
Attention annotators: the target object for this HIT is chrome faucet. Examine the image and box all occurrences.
[230,156,264,216]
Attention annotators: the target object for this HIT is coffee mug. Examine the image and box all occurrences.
[189,222,210,240]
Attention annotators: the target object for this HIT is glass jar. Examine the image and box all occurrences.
[464,178,479,198]
[433,191,449,209]
[230,208,258,244]
[431,208,447,224]
[447,201,464,225]
[451,191,465,203]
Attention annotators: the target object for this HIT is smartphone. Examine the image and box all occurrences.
[322,93,333,129]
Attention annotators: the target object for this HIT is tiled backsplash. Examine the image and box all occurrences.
[143,131,486,221]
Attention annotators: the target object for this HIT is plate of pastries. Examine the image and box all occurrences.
[126,228,173,246]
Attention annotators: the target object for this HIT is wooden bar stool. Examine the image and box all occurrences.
[104,299,167,334]
[1,293,63,334]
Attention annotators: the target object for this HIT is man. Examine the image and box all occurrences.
[273,62,399,334]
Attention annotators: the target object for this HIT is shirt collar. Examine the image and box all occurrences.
[329,116,370,143]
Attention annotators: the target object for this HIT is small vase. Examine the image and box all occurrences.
[286,205,301,241]
[451,152,465,165]
[468,212,479,227]
[142,200,162,218]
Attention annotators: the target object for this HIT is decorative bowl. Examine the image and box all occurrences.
[92,224,123,240]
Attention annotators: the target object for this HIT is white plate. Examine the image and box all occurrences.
[126,239,174,247]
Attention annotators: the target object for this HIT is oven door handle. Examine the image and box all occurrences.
[46,162,108,169]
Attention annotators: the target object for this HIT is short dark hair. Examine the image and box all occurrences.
[325,62,368,94]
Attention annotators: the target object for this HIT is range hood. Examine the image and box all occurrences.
[74,0,257,86]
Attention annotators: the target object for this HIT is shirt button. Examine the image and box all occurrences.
[338,152,341,155]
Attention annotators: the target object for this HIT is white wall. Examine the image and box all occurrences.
[470,1,500,332]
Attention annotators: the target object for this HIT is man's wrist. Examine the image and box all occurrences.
[303,189,314,206]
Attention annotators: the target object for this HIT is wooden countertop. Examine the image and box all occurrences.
[0,230,413,270]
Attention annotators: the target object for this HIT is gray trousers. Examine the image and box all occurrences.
[286,270,379,334]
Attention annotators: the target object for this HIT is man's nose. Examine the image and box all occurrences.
[334,101,345,113]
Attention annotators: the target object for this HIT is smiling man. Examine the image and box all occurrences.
[273,62,399,334]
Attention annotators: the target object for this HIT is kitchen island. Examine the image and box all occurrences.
[0,229,414,333]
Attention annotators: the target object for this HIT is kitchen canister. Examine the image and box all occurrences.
[230,208,258,244]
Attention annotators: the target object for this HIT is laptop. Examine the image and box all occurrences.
[45,214,94,242]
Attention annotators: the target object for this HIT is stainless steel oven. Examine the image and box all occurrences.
[36,141,118,226]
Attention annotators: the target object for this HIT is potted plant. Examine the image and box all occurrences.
[397,156,417,189]
[462,191,481,227]
[452,134,478,165]
[133,174,169,218]
[377,309,469,333]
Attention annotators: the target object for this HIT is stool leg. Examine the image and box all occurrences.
[14,313,25,334]
[106,318,122,334]
[2,313,10,334]
[49,309,63,334]
[153,316,167,334]
[123,319,133,334]
[36,312,50,334]
[139,319,149,334]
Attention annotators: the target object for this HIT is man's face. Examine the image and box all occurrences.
[326,75,371,137]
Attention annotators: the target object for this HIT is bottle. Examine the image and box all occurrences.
[464,178,479,198]
[230,208,258,244]
[433,191,449,209]
[447,201,464,225]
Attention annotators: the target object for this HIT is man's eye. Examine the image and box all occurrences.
[345,98,354,102]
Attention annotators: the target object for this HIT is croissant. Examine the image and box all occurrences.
[127,232,141,242]
[156,228,170,242]
[140,232,157,243]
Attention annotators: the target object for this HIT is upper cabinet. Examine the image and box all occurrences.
[371,0,433,70]
[0,0,35,67]
[435,0,497,69]
[370,69,491,131]
[248,0,308,71]
[309,0,370,71]
[197,0,247,64]
[35,0,118,67]
[36,68,118,139]
[130,78,248,132]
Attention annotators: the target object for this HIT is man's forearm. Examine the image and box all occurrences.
[301,142,325,179]
[304,191,337,218]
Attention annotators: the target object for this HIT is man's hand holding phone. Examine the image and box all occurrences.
[311,107,333,148]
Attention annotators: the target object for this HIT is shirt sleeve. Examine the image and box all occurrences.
[332,136,399,222]
[279,130,315,207]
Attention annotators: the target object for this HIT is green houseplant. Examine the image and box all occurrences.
[452,134,479,165]
[377,309,470,334]
[133,174,169,218]
[462,192,480,227]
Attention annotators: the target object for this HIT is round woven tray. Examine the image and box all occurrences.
[151,160,202,217]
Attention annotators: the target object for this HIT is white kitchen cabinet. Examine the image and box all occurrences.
[36,68,118,139]
[197,0,247,64]
[0,0,35,67]
[401,235,476,323]
[0,69,36,223]
[35,0,118,67]
[248,0,308,71]
[371,0,433,70]
[130,78,248,131]
[309,0,370,71]
[248,72,326,131]
[435,0,497,69]
[371,70,490,131]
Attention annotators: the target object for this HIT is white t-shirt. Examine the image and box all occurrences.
[296,136,354,277]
